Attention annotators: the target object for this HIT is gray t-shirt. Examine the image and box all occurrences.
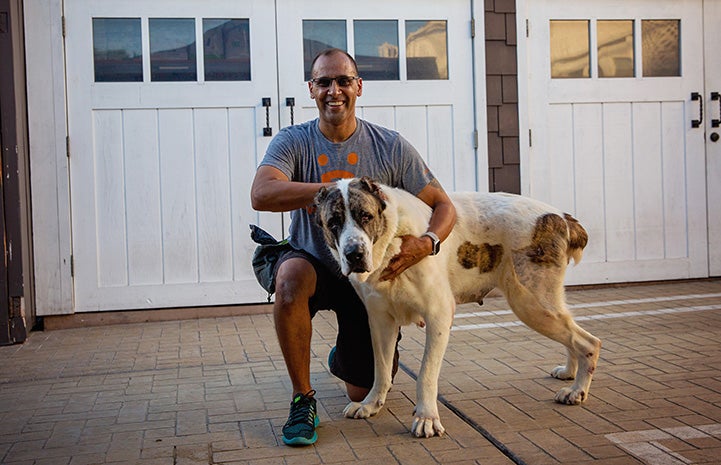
[259,117,435,274]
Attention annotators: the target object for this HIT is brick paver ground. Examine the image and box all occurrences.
[1,278,721,464]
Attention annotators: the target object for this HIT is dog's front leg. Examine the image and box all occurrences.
[412,305,453,438]
[343,308,397,420]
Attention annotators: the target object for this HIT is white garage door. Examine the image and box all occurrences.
[522,0,714,284]
[64,0,476,311]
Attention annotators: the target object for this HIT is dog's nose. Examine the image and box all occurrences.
[344,244,366,269]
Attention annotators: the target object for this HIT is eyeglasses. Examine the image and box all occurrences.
[309,76,359,88]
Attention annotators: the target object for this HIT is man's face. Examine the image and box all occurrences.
[308,53,363,127]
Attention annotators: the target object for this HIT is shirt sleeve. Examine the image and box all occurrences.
[395,134,436,195]
[258,127,298,180]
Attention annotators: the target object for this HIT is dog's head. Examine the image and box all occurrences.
[314,177,388,276]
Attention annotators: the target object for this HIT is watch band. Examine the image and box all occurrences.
[421,231,441,256]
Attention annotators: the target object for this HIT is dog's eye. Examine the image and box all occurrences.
[327,215,342,232]
[359,212,373,224]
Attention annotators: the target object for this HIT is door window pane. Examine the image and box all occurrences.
[303,20,347,81]
[598,20,634,78]
[203,19,250,81]
[354,20,399,80]
[150,18,197,81]
[406,20,448,80]
[92,18,143,82]
[550,20,590,78]
[642,20,680,77]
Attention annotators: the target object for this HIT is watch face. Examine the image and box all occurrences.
[432,239,440,255]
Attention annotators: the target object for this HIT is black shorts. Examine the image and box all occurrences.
[275,248,398,389]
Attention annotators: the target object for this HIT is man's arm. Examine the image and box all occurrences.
[250,165,331,212]
[379,179,457,281]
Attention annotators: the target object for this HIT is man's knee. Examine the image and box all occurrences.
[274,257,317,305]
[346,383,369,402]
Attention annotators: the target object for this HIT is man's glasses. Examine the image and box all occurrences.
[309,76,359,88]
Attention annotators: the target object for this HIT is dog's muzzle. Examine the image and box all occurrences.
[342,242,369,274]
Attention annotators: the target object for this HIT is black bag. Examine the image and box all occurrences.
[250,224,293,301]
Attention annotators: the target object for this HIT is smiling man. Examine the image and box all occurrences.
[250,48,456,446]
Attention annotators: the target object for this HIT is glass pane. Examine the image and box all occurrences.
[92,18,142,82]
[550,20,590,78]
[642,20,680,77]
[303,20,347,81]
[598,20,634,78]
[150,18,197,81]
[354,20,399,80]
[203,19,250,81]
[406,20,448,80]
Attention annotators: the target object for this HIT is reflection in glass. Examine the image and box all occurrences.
[203,19,251,81]
[597,20,634,78]
[642,20,680,77]
[93,18,143,82]
[150,18,197,81]
[406,20,448,80]
[550,20,590,78]
[354,20,399,80]
[303,20,347,81]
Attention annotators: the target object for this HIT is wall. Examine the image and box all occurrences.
[484,0,520,193]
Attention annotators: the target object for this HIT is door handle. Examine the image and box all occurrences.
[262,97,272,137]
[286,97,295,126]
[712,92,720,128]
[691,92,703,128]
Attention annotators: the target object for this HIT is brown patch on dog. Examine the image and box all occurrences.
[524,213,568,267]
[564,213,588,250]
[457,242,504,273]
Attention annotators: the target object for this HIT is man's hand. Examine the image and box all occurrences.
[380,235,432,281]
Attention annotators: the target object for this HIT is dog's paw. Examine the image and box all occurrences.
[554,386,587,405]
[411,415,445,438]
[343,401,381,419]
[551,365,576,380]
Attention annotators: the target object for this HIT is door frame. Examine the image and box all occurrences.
[704,0,721,276]
[0,0,28,343]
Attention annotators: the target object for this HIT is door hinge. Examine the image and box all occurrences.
[70,254,74,277]
[62,15,66,38]
[66,135,70,158]
[529,129,533,147]
[473,129,479,149]
[526,19,530,38]
[470,17,475,39]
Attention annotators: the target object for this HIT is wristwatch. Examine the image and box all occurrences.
[421,231,441,256]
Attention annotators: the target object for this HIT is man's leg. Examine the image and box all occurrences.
[273,256,321,446]
[273,257,317,396]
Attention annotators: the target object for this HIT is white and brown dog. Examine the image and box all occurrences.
[314,177,601,438]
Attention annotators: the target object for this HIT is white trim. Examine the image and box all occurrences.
[24,0,74,315]
[472,0,489,192]
[516,0,531,195]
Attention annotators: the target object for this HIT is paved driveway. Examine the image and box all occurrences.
[1,279,720,464]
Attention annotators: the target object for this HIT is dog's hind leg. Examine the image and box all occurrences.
[501,265,601,405]
[343,307,397,419]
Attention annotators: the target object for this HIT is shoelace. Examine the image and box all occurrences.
[287,390,316,426]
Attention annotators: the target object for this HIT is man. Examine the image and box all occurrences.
[250,48,456,446]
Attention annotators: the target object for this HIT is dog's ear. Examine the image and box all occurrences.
[313,186,330,224]
[358,177,387,210]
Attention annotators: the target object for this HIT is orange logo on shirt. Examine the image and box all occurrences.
[318,152,359,183]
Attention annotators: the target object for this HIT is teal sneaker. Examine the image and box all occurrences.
[327,346,337,368]
[281,390,319,446]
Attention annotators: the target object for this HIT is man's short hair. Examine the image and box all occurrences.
[310,48,359,78]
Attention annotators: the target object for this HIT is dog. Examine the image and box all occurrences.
[314,177,601,438]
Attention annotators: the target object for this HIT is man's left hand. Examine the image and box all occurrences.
[379,235,431,281]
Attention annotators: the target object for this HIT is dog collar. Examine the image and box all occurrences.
[421,231,441,256]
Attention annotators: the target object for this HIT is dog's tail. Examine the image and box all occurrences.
[564,213,588,265]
